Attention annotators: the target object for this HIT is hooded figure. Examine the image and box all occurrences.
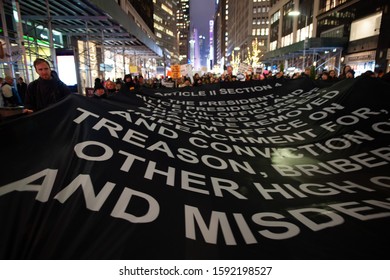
[93,82,107,99]
[120,74,136,93]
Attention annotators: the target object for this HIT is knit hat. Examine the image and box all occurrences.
[94,83,104,90]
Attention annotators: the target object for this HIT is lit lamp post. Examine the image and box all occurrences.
[288,10,308,70]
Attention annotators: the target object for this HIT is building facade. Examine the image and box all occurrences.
[318,0,390,75]
[0,0,163,94]
[208,20,215,71]
[214,0,228,70]
[153,0,180,65]
[177,0,190,64]
[189,28,201,71]
[264,0,390,75]
[213,0,270,72]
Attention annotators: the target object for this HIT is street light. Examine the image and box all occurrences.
[289,10,309,70]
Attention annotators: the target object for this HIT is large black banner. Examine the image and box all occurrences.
[0,77,389,259]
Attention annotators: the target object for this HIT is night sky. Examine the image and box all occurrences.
[190,0,216,39]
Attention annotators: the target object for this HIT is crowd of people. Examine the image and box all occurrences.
[1,58,390,117]
[92,64,390,94]
[179,64,388,86]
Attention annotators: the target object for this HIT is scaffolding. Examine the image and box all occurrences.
[262,37,348,75]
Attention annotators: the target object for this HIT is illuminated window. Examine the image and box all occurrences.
[270,40,277,51]
[161,4,173,15]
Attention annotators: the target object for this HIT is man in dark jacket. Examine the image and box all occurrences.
[17,77,27,103]
[119,74,136,94]
[24,58,70,113]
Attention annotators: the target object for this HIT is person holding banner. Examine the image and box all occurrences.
[192,73,203,86]
[92,83,108,99]
[104,80,118,96]
[178,77,192,87]
[227,65,233,76]
[275,71,285,80]
[339,65,352,80]
[24,58,71,113]
[223,65,234,82]
[382,71,390,83]
[301,67,312,79]
[328,69,338,81]
[120,74,136,93]
[345,69,355,79]
[135,75,146,89]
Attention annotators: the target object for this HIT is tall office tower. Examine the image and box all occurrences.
[214,0,228,69]
[209,20,214,71]
[215,0,270,70]
[127,0,155,33]
[177,0,190,64]
[198,34,208,70]
[250,0,270,56]
[189,28,201,71]
[153,0,180,65]
[228,0,269,54]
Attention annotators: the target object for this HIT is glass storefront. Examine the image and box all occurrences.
[344,50,376,76]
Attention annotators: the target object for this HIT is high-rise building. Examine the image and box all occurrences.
[214,0,270,71]
[214,0,228,70]
[198,34,209,71]
[177,0,190,64]
[189,0,216,71]
[153,0,180,65]
[209,20,215,71]
[189,28,201,71]
[127,0,155,33]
